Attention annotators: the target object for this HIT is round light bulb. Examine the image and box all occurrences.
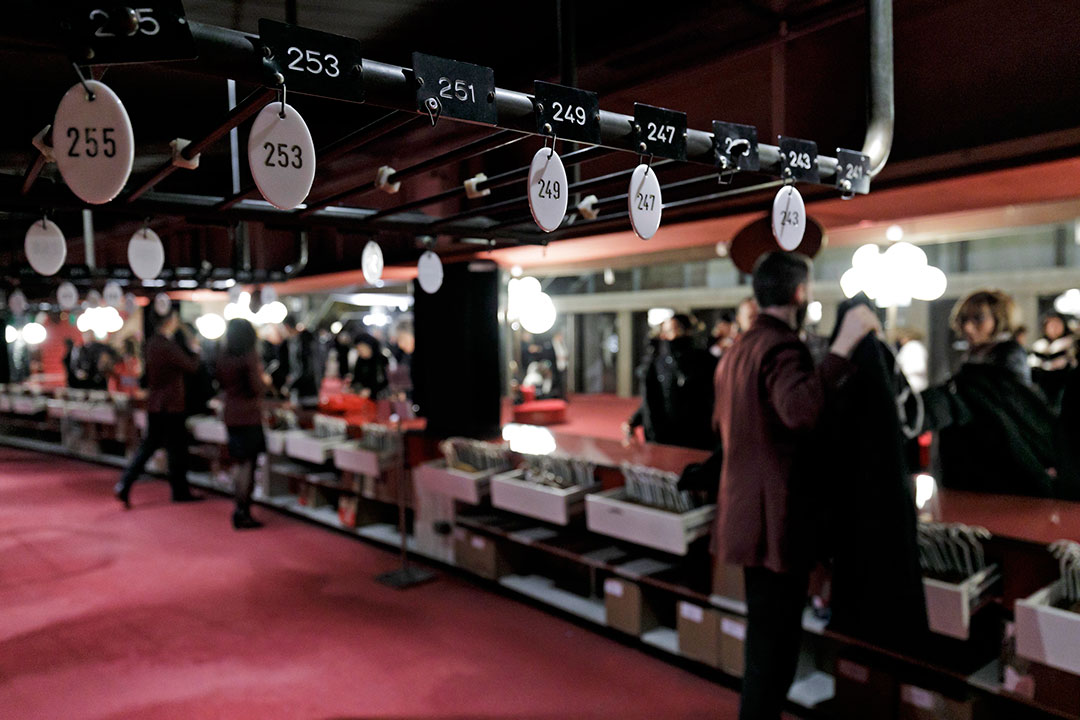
[196,313,227,340]
[21,323,47,345]
[519,292,557,335]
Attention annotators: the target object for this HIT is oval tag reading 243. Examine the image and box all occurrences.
[413,52,496,125]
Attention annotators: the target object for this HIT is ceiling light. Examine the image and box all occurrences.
[886,224,904,242]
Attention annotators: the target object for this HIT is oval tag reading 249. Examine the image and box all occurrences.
[413,52,496,125]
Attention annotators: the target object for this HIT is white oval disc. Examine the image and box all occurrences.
[528,147,568,232]
[228,285,243,305]
[154,292,172,317]
[9,290,28,316]
[260,285,278,306]
[103,281,123,307]
[772,185,807,251]
[53,80,134,205]
[86,289,103,308]
[628,164,663,240]
[124,293,138,315]
[417,250,444,294]
[128,228,165,280]
[25,219,67,277]
[57,282,79,311]
[362,241,384,285]
[248,103,316,210]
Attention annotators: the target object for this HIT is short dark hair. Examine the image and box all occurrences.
[752,252,811,308]
[670,313,693,333]
[225,318,257,357]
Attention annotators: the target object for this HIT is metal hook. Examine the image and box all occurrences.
[41,211,47,230]
[546,134,557,159]
[142,217,150,236]
[278,84,287,119]
[425,97,442,127]
[72,63,95,102]
[839,178,855,201]
[642,153,654,177]
[782,167,795,186]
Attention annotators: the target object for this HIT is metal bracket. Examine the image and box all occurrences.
[464,173,491,199]
[32,125,55,163]
[577,194,599,220]
[376,165,401,194]
[169,138,200,170]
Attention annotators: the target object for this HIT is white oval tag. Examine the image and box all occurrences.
[260,285,278,306]
[154,292,172,317]
[128,228,165,280]
[124,293,138,315]
[57,282,79,311]
[103,281,123,307]
[772,185,806,251]
[362,241,384,285]
[248,102,316,210]
[628,164,662,240]
[25,219,67,277]
[417,250,444,294]
[9,290,28,316]
[528,147,568,233]
[86,289,103,308]
[53,80,134,205]
[228,285,243,305]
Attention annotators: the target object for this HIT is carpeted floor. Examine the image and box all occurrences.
[0,445,743,720]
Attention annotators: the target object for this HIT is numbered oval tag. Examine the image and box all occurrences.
[57,282,79,311]
[53,80,134,205]
[362,241,384,285]
[528,147,568,233]
[248,102,316,210]
[9,290,28,316]
[771,185,806,251]
[417,250,444,294]
[128,227,165,280]
[628,164,663,240]
[154,292,172,317]
[86,289,103,308]
[124,293,138,315]
[25,219,67,277]
[103,281,123,307]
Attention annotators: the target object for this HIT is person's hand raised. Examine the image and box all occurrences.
[830,304,881,358]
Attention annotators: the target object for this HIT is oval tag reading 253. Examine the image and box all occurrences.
[528,147,568,233]
[53,79,134,204]
[248,102,316,210]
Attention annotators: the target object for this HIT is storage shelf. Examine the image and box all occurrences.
[641,627,681,655]
[498,574,607,625]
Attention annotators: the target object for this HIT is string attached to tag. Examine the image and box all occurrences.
[425,97,442,127]
[278,83,287,119]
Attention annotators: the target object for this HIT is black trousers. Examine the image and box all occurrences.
[118,412,192,500]
[739,566,810,720]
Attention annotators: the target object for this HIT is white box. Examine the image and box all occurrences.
[333,442,394,476]
[284,431,347,464]
[11,397,46,415]
[585,487,715,556]
[923,564,999,640]
[1016,580,1080,675]
[190,417,228,445]
[491,469,599,526]
[412,459,494,505]
[265,429,292,455]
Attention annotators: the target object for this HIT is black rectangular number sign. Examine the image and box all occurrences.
[835,148,871,195]
[63,1,196,65]
[713,121,759,172]
[413,52,497,125]
[778,136,820,183]
[634,103,687,161]
[534,81,600,145]
[259,19,364,103]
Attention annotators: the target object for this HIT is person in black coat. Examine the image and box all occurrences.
[623,314,717,450]
[351,333,388,398]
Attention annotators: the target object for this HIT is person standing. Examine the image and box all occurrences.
[712,252,877,720]
[114,310,203,507]
[216,318,267,529]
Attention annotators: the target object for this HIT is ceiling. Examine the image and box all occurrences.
[0,0,1077,299]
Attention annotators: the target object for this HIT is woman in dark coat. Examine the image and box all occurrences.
[216,318,267,529]
[351,333,388,398]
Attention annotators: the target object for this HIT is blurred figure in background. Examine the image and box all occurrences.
[1029,312,1076,409]
[177,322,215,417]
[952,289,1029,385]
[388,322,415,401]
[283,315,319,408]
[110,337,143,397]
[894,327,930,393]
[351,333,388,398]
[736,296,759,334]
[62,338,79,388]
[216,318,267,530]
[710,312,738,359]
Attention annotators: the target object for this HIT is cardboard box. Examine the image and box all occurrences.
[832,656,898,720]
[718,611,747,678]
[712,562,746,603]
[298,483,330,508]
[604,578,658,636]
[898,685,976,720]
[453,528,508,581]
[677,601,721,668]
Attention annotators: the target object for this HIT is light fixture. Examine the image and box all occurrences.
[363,308,391,327]
[21,322,47,345]
[840,242,947,308]
[520,292,557,334]
[1054,289,1080,316]
[886,224,904,242]
[195,313,226,340]
[647,308,675,327]
[330,321,343,334]
[75,306,123,338]
[501,423,556,455]
[807,301,823,325]
[510,265,523,278]
[5,325,17,343]
[254,301,288,325]
[915,473,937,511]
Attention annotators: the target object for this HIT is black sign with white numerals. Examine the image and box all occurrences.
[61,1,196,65]
[259,19,364,103]
[712,121,759,172]
[534,81,600,145]
[412,52,497,125]
[835,148,871,195]
[634,103,687,161]
[777,136,820,183]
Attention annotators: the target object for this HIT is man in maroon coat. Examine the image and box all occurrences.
[713,252,878,720]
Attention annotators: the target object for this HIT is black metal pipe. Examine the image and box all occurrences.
[127,87,276,202]
[864,0,895,176]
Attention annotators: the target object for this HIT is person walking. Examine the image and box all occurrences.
[114,310,203,507]
[712,252,877,720]
[216,318,268,529]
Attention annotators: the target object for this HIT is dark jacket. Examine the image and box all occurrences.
[217,351,264,427]
[629,337,717,450]
[712,314,854,573]
[146,333,199,414]
[352,336,389,397]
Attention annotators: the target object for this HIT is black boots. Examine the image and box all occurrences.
[113,482,131,509]
[232,506,263,530]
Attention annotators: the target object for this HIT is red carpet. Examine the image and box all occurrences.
[503,394,640,441]
[0,446,743,719]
